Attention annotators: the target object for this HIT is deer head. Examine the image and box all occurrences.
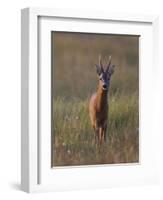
[95,55,115,91]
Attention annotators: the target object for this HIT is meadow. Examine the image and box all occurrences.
[52,32,139,166]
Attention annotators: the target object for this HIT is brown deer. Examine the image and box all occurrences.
[89,55,115,145]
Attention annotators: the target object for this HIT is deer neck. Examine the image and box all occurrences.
[96,84,108,111]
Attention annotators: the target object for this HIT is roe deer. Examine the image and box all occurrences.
[89,55,115,145]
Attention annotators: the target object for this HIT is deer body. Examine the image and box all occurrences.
[89,56,115,145]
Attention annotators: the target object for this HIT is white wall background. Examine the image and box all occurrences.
[0,0,163,199]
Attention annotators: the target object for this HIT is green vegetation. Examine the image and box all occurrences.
[52,32,139,166]
[53,92,138,166]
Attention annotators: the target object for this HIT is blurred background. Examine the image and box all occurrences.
[52,32,139,166]
[52,32,139,100]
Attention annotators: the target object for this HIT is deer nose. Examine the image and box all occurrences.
[103,84,107,90]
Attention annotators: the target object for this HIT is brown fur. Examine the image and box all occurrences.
[89,80,108,145]
[89,55,115,145]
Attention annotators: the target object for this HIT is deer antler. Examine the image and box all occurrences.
[106,55,112,72]
[99,55,104,72]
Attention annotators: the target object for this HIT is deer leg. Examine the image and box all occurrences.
[99,127,103,146]
[100,126,106,145]
[92,125,96,144]
[95,126,99,144]
[104,124,107,143]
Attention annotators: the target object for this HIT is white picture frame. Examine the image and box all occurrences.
[21,7,159,193]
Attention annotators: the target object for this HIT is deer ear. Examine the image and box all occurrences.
[109,65,115,75]
[95,64,102,75]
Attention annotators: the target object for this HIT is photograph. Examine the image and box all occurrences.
[51,31,139,167]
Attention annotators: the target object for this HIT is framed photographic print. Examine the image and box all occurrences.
[21,8,159,193]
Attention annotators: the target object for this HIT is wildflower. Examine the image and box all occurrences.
[67,149,71,155]
[62,142,66,146]
[75,116,79,120]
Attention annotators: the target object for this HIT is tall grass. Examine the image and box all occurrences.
[52,92,138,166]
[52,32,139,166]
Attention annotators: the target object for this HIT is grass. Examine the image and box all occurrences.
[52,32,139,166]
[52,92,139,166]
